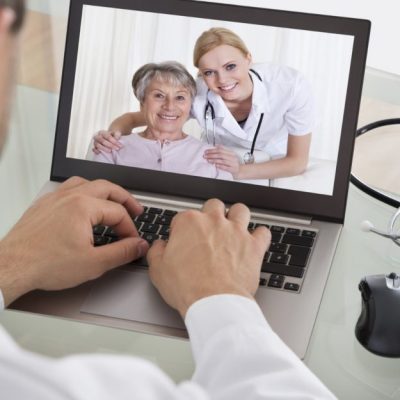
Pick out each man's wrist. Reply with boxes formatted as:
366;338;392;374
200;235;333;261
184;294;268;363
178;288;253;318
0;240;35;307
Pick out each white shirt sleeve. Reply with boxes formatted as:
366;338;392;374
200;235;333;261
0;294;336;399
186;295;336;399
285;72;314;136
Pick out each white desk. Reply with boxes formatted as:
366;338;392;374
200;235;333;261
1;1;400;398
305;187;400;399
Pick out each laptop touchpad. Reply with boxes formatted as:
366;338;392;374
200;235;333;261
81;269;185;329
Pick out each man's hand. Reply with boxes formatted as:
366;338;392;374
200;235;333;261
0;177;149;307
92;130;124;154
148;199;270;317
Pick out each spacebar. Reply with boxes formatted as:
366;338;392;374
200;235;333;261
261;262;304;278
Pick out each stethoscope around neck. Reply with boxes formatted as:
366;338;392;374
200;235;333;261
204;68;264;164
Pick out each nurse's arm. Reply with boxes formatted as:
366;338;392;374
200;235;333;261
109;111;147;133
92;111;146;154
237;133;311;180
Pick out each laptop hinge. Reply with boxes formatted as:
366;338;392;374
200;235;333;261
132;192;205;209
249;210;312;226
132;192;312;226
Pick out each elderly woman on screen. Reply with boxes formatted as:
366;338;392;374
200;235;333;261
93;61;232;181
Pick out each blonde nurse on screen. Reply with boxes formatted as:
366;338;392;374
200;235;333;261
93;28;314;181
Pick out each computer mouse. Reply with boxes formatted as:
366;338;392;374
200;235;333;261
355;272;400;357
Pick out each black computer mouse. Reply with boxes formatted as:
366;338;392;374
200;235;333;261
355;272;400;357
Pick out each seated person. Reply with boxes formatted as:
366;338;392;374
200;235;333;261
93;61;232;181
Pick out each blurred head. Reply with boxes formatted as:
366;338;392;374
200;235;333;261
132;62;196;141
193;27;253;103
0;0;25;155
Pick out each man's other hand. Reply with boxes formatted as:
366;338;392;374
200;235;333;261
148;199;271;317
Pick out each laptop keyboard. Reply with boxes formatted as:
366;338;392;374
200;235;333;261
93;206;317;294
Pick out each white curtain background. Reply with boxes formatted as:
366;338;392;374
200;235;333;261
67;5;353;161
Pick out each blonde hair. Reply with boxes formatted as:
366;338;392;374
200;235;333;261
193;27;250;68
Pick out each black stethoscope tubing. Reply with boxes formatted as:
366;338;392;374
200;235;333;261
350;118;400;208
351;118;400;246
204;69;264;163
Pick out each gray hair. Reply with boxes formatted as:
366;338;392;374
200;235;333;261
132;61;197;103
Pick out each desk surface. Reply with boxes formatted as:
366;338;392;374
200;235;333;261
1;1;400;398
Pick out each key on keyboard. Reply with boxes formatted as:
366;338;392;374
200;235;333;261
252;222;317;293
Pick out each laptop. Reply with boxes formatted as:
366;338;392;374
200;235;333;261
11;0;370;359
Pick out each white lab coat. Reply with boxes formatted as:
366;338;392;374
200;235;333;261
0;293;336;399
191;63;314;158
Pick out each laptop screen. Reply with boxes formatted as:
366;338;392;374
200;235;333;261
52;0;370;222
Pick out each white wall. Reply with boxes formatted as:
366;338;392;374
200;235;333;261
197;0;400;75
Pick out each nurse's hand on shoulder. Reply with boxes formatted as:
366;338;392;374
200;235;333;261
204;145;241;179
147;199;271;317
0;177;148;307
92;130;124;154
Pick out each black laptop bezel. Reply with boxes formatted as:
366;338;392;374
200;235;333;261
51;0;370;223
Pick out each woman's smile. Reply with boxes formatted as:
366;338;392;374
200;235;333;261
218;82;238;92
157;113;180;121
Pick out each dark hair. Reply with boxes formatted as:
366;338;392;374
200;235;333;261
0;0;25;33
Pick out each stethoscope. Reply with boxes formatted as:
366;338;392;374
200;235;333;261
204;69;264;164
361;208;400;247
354;119;400;248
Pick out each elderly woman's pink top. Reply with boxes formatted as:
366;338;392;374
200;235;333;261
93;132;232;181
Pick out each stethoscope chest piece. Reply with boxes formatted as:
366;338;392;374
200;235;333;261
243;152;255;164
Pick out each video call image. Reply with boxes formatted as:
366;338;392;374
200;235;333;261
66;5;354;195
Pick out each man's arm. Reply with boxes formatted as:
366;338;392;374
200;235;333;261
186;295;335;399
147;199;336;399
0;195;335;399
